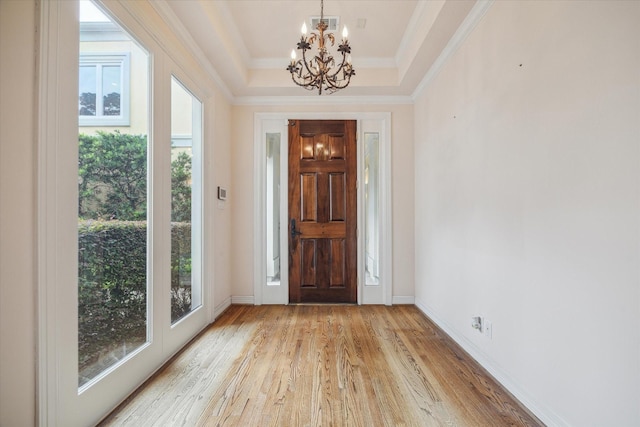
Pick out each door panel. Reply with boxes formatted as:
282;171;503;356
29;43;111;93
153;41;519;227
301;173;317;221
289;119;357;303
301;240;317;286
330;239;346;286
329;173;346;221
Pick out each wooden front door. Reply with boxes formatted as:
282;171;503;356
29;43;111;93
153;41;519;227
288;120;357;303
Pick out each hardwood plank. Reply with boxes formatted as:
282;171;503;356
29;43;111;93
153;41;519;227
100;305;543;427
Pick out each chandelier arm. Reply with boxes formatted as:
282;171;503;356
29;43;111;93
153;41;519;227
291;72;316;89
325;54;343;79
290;53;316;89
323;52;350;89
325;68;353;91
290;61;307;86
290;71;318;91
301;40;318;77
322;42;353;90
300;46;322;89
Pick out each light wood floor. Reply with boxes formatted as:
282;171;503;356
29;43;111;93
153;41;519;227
100;305;543;427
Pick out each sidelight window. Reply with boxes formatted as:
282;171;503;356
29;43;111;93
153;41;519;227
266;133;281;285
364;132;380;285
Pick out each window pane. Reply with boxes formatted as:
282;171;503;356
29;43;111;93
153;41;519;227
78;2;149;388
79;65;96;116
364;132;380;285
102;65;121;116
266;133;281;285
79;0;131;126
171;77;202;324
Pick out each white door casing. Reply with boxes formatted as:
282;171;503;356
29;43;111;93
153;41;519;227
253;112;392;305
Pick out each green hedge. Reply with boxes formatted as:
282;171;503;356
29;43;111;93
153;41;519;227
170;221;192;323
78;220;192;381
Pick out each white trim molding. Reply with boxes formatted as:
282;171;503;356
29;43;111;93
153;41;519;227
253;112;393;306
38;1;80;424
231;296;256;305
213;297;232;319
392;296;415;305
235;96;413;107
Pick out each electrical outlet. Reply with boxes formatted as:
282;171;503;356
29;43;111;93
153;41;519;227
471;316;482;331
482;318;492;339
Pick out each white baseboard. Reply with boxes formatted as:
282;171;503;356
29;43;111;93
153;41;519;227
231;295;255;305
392;296;415;305
414;298;569;427
213;297;232;320
229;295;415;306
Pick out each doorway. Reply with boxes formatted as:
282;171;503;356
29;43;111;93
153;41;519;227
254;113;392;306
288;120;357;303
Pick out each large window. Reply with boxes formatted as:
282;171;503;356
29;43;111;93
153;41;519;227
40;1;213;424
77;0;148;388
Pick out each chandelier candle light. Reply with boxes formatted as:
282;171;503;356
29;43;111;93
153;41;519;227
287;0;355;94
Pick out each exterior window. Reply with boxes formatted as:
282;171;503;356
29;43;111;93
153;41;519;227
78;1;148;388
170;77;203;324
79;53;130;126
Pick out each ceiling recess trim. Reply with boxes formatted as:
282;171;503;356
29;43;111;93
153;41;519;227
412;0;494;101
233;95;414;107
251;57;397;70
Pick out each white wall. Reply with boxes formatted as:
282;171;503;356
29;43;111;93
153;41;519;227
211;91;232;314
0;1;37;425
230;104;415;302
414;1;640;426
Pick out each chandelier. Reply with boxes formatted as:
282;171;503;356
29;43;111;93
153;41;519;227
286;0;355;95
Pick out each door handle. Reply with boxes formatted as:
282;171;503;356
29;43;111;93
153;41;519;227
290;219;302;238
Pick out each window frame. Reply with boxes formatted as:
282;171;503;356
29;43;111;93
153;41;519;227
169;75;204;325
39;1;215;424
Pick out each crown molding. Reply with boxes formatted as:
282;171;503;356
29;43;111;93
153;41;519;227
213;0;252;69
412;0;494;100
149;0;234;102
250;56;397;70
395;0;431;73
233;95;413;106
